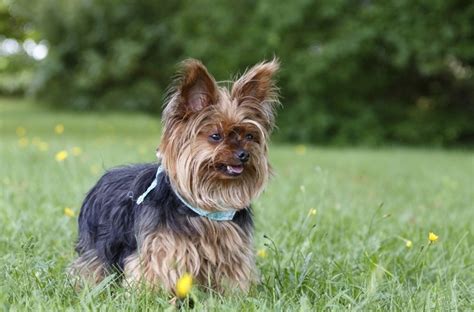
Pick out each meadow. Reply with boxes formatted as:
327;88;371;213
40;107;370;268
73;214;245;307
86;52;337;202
1;97;473;311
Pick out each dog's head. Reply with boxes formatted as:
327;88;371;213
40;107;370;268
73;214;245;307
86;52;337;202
160;59;280;211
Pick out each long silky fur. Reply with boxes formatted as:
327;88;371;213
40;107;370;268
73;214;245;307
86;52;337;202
160;59;280;211
70;164;254;291
70;58;279;294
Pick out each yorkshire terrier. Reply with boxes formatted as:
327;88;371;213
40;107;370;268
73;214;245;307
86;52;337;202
69;58;280;295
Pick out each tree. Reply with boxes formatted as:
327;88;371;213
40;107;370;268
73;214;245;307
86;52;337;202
20;0;474;145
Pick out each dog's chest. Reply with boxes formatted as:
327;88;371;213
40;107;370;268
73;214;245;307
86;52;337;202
126;217;255;290
191;219;251;262
186;219;255;288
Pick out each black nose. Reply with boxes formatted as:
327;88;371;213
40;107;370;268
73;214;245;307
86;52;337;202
235;149;250;163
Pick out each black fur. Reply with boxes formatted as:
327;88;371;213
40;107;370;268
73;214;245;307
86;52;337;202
76;163;253;271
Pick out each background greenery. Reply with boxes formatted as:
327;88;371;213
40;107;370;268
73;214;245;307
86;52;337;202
2;2;473;309
1;98;473;310
2;0;473;146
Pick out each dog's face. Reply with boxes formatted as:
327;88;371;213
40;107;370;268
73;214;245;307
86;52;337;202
160;59;279;211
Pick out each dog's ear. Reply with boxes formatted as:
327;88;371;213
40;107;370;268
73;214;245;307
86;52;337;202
175;59;218;113
232;58;280;130
231;58;279;106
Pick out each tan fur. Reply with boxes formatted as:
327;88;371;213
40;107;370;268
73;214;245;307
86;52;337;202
71;59;279;296
160;58;279;212
139;59;279;293
124;218;256;293
68;250;107;287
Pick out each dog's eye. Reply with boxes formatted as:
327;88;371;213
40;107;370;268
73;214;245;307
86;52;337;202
245;133;254;140
209;133;222;142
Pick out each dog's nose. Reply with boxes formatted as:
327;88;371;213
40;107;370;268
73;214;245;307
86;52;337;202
235;149;250;163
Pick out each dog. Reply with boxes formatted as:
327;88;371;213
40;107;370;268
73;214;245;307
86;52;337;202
69;58;280;295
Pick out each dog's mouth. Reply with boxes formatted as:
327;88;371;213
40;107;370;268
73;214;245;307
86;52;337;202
217;164;244;177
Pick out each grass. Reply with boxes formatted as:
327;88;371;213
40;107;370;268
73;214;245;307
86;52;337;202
1;97;473;311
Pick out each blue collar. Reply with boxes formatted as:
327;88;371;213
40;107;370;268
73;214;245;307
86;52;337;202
136;165;236;221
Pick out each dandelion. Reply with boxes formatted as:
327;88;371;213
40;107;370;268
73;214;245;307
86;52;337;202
257;248;267;258
31;138;49;152
405;240;413;248
38;142;49;152
308;208;317;216
54;124;64;135
64;207;75;217
55;150;68;162
90;164;100;175
176;273;193;298
18;137;29;147
71;146;82;156
16;127;27;137
295;144;306;155
428;232;439;243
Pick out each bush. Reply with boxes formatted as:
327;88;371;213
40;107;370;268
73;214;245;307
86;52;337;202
0;2;37;96
18;0;474;145
0;52;35;95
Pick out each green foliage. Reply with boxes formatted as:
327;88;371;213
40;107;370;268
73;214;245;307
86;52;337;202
0;52;35;95
1;99;473;310
0;0;33;40
18;0;474;145
273;0;474;146
0;1;35;95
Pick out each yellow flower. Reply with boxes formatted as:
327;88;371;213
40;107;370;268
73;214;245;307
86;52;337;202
429;232;439;243
38;142;49;152
176;273;193;298
257;248;267;258
18;137;29;147
54;124;64;135
308;208;317;216
90;164;100;175
405;240;413;248
295;144;306;155
16;127;27;137
55;150;68;162
71;146;82;156
64;207;75;217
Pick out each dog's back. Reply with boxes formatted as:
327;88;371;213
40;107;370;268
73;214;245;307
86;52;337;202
72;164;157;279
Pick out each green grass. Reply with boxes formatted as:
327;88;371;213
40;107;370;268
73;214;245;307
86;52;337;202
1;97;473;311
